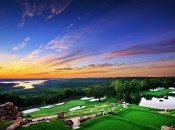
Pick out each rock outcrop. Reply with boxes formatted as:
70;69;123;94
57;112;64;119
0;102;22;121
161;125;175;130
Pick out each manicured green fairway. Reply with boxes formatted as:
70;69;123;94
166;109;175;117
143;89;173;96
18;104;175;130
26;98;116;118
79;115;157;130
82;120;143;130
20;97;175;130
16;118;70;130
29;100;86;118
128;104;160;111
116;109;175;128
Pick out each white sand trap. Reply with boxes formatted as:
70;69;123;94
150;87;164;91
169;87;175;89
22;108;40;114
73;126;80;129
170;91;175;94
55;102;64;106
89;97;106;102
69;106;86;111
81;97;93;100
41;105;54;109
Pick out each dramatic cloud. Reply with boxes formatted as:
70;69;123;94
23;49;41;61
25;72;49;75
43;48;84;64
0;52;19;60
45;33;81;52
19;0;72;26
47;53;101;67
12;37;30;51
103;38;175;59
55;63;115;72
55;57;174;77
55;67;74;71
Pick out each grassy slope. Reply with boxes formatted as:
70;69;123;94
80;105;175;130
79;115;157;130
28;100;86;118
16;118;70;130
0;121;13;130
116;109;175;129
27;98;116;118
143;89;174;96
18;103;175;130
128;104;156;111
166;110;175;117
128;104;162;111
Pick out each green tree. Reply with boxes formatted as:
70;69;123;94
129;79;140;92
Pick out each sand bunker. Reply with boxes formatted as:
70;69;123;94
55;102;64;106
81;97;94;100
69;106;86;111
150;87;164;91
89;97;106;102
22;108;40;114
41;105;54;109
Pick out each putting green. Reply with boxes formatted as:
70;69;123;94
80;115;157;130
81;119;143;130
117;109;175;128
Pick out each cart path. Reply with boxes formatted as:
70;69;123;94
31;114;94;129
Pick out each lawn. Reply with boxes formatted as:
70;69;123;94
0;120;13;130
28;100;86;118
142;89;173;96
79;114;157;130
17;104;175;130
128;104;161;111
116;109;175;128
16;118;70;130
25;98;117;118
20;97;175;130
166;109;175;117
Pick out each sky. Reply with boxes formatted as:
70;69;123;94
0;0;175;78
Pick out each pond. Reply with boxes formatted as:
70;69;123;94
139;96;175;109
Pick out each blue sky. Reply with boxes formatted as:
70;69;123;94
0;0;175;78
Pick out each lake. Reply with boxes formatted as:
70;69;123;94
139;96;175;109
0;80;47;89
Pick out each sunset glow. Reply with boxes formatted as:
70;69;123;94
0;0;175;78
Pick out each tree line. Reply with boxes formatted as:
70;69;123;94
0;77;174;109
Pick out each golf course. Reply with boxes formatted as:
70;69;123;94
15;87;175;130
1;78;175;130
